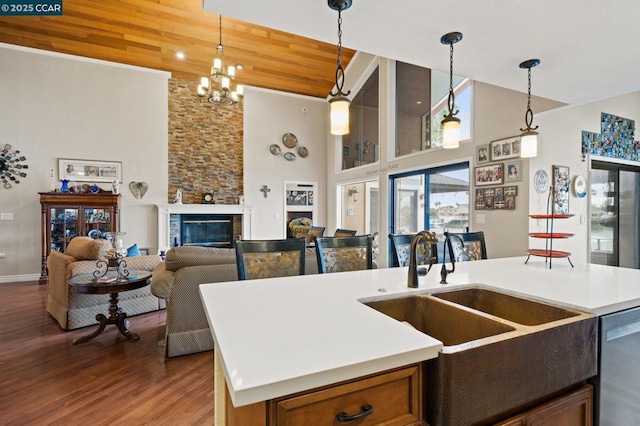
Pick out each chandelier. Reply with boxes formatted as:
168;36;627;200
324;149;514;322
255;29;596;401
197;15;244;107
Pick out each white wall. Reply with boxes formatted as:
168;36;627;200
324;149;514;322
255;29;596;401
327;53;565;266
530;91;640;264
243;87;328;239
0;44;169;282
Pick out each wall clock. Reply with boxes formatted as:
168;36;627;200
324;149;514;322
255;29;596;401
0;144;29;189
203;192;215;203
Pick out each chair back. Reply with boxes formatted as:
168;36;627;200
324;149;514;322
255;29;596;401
443;231;487;262
389;233;438;267
334;228;357;237
305;226;325;245
235;238;306;280
314;235;373;273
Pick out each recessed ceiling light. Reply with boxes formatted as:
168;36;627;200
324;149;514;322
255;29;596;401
416;101;422;104
176;51;185;60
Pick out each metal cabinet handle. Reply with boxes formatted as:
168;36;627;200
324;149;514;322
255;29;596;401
336;404;374;422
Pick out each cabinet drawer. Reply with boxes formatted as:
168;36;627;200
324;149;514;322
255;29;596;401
270;364;422;426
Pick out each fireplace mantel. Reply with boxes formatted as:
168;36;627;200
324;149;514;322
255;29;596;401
156;204;253;252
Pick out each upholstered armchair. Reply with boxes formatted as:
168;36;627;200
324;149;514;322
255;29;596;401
46;236;163;331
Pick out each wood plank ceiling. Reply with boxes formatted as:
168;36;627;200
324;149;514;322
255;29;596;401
0;0;355;99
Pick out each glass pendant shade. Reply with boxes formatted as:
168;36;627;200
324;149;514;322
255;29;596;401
441;116;461;149
213;58;222;72
520;130;538;158
330;97;350;136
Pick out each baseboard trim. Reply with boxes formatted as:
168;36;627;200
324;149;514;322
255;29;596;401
0;274;41;283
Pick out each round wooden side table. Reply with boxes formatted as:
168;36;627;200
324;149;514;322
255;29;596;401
68;270;152;344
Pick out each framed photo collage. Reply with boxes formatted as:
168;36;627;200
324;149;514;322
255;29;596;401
474;136;522;211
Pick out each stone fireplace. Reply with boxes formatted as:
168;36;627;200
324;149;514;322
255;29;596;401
156;204;253;253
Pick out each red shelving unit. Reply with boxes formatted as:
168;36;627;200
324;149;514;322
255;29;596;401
525;213;574;268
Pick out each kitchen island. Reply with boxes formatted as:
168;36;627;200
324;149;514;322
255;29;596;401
200;256;640;425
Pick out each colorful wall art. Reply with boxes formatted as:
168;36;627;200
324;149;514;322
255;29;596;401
581;113;639;161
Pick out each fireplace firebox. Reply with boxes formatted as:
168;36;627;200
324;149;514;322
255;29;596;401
179;214;234;248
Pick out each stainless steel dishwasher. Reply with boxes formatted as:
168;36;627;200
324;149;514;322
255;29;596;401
592;306;640;425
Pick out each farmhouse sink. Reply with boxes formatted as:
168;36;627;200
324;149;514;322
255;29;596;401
361;289;597;426
363;295;515;346
432;287;581;326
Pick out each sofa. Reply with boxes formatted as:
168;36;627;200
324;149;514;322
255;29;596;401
46;236;164;331
151;245;318;357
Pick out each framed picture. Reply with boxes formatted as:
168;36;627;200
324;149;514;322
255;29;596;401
552;165;570;214
504;185;518;196
505;195;516;210
476;144;489;164
474;163;504;186
505;160;522;182
342;146;351;158
58;158;122;183
286;190;308;206
490;136;521;161
483;188;495;210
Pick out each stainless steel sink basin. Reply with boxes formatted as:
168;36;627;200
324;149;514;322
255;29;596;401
432;287;581;326
363;295;515;346
361;288;597;426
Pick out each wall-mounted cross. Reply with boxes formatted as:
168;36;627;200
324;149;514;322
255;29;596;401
260;185;271;198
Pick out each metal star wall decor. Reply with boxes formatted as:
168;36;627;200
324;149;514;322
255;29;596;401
0;144;28;189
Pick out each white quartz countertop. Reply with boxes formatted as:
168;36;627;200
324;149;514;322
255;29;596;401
199;256;640;407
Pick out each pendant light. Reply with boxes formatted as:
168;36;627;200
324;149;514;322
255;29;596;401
328;0;352;136
519;59;540;158
440;32;463;149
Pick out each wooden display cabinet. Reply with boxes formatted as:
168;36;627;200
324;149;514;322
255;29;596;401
39;190;120;284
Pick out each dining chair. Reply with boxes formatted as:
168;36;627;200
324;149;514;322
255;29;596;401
235;238;306;280
314;235;373;273
305;226;326;245
443;231;488;262
333;228;357;237
389;232;438;267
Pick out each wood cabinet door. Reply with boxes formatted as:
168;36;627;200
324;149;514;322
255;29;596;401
526;385;592;426
496;385;592;426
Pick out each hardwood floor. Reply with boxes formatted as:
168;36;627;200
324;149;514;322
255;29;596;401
0;281;215;425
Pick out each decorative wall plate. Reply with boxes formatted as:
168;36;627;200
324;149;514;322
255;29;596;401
574;175;587;198
297;146;309;158
269;144;281;156
282;133;298;148
534;169;549;194
129;181;149;199
284;152;296;161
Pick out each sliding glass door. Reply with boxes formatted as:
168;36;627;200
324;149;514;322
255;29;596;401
389;162;470;241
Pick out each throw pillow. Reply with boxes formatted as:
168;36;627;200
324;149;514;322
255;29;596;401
127;243;141;257
66;236;111;260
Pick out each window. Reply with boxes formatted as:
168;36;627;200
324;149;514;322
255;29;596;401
390;162;470;240
341;67;379;170
395;61;471;157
